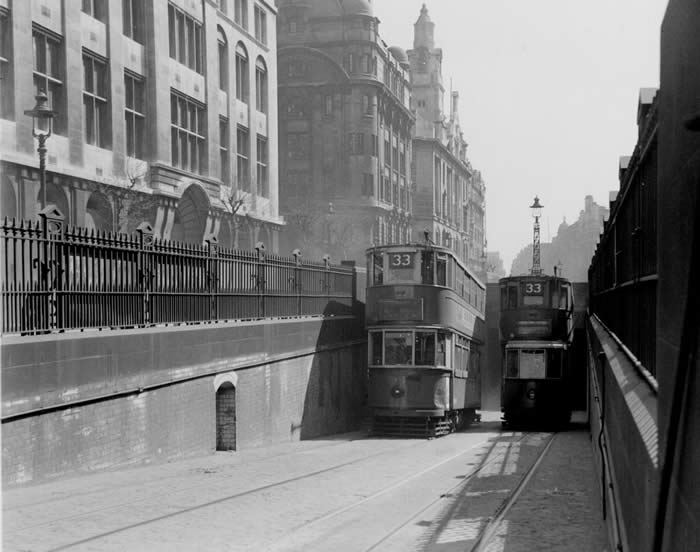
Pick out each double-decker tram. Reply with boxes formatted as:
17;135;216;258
499;275;574;427
365;243;486;437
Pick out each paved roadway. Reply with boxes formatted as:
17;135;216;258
2;412;608;551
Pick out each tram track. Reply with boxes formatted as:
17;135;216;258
359;431;557;552
13;437;427;550
264;430;554;552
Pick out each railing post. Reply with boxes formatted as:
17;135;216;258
136;222;154;325
322;254;331;313
292;248;302;316
255;241;266;318
205;232;219;321
38;206;64;331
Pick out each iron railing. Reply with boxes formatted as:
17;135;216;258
588;102;658;376
1;210;355;335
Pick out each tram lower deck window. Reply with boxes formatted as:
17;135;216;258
370;331;383;365
415;331;435;365
385;331;413;365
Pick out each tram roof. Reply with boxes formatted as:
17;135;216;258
365;242;485;289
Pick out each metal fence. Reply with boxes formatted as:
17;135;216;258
588;103;658;375
1;211;355;335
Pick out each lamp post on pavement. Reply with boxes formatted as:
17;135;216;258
530;196;543;275
24;91;57;211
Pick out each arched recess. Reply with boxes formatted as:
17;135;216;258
85;191;113;232
215;374;238;451
173;184;210;244
1;177;17;219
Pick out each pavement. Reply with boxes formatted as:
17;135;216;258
2;411;609;551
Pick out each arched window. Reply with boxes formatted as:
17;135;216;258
235;42;249;102
255;57;267;113
217;27;228;92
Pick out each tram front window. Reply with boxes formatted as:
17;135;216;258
370;331;383;365
385;331;413;365
546;348;563;378
506;350;519;377
371;252;384;285
415;331;436;365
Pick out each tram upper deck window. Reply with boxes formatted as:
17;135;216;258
436;254;448;286
503;285;518;309
370;331;383;365
370;252;383;285
415;331;436;365
421;251;434;284
385;331;413;365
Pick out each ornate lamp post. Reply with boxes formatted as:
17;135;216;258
529;196;543;275
24;90;57;210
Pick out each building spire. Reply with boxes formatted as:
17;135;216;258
413;3;434;49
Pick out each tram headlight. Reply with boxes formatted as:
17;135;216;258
390;385;405;399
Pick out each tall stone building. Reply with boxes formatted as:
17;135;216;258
0;0;281;250
276;0;414;262
407;4;486;278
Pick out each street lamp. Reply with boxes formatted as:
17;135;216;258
24;90;57;210
529;196;543;275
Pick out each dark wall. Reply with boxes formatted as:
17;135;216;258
2;317;367;487
657;1;700;550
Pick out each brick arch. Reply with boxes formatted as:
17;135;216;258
215;373;237;451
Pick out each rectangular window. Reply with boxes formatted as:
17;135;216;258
236;126;250;191
255;62;267;113
33;26;65;134
362;94;371;115
415;332;436;366
170;91;206;174
370;331;383;365
123;0;143;43
324;94;333;116
0;9;13;120
256;135;268;197
124;72;145;158
82;0;106;22
349;133;364;155
254;5;267;44
362;173;374;197
235;0;248;30
235;48;249;102
384;331;413;365
167;3;203;74
220;118;229;181
83;51;110;148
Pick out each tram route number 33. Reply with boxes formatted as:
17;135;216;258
390;253;414;268
523;282;543;295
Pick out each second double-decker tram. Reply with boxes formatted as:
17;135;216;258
365;243;486;437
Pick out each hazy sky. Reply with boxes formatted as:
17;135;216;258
372;0;667;272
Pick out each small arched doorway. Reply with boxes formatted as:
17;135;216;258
216;382;237;451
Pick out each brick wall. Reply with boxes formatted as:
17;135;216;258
2;340;366;487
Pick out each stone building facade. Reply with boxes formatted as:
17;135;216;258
276;0;414;262
407;4;486;279
0;0;281;250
